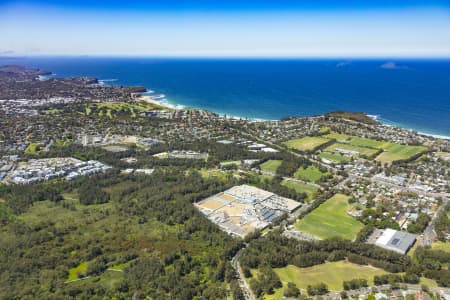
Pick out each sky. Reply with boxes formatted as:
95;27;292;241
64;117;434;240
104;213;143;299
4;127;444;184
1;0;450;57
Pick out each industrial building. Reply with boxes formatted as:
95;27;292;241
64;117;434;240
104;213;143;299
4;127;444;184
373;228;416;254
194;185;301;238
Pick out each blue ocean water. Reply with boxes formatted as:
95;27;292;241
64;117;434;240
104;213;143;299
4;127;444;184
1;57;449;137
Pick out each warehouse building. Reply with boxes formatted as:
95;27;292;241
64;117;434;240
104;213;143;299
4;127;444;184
374;228;416;254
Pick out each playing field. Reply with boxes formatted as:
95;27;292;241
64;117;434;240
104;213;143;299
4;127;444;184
260;160;282;173
324;132;351;143
375;143;428;164
274;261;388;291
319;152;350;163
281;180;318;202
283;137;330;152
295;194;363;240
294;165;328;183
324;143;379;158
348;137;388;149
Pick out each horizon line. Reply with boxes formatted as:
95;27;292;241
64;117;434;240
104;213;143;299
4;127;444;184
2;54;450;60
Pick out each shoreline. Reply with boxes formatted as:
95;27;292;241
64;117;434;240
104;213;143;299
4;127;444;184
135;88;450;140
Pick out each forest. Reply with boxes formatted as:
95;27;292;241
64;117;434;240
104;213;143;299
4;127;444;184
0;168;246;299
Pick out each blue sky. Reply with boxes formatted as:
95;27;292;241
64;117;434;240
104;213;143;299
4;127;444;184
1;0;450;57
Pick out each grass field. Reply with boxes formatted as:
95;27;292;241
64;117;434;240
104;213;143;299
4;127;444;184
376;143;428;164
348;137;388;149
295;194;363;240
86;102;163;119
260;160;282;173
324;132;351;143
274;261;388;291
281;180;318;202
431;241;450;253
25;142;44;155
294;165;328;183
283;137;330;152
68;262;88;281
220;160;241;167
324;143;380;158
319;152;350;163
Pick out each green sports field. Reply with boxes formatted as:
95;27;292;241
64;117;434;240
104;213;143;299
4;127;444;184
283;137;330;152
323;132;351;143
294;165;328;183
375;143;428;164
281;180;318;202
259;160;282;173
348;137;388;149
319;152;350;163
324;143;379;158
295;194;363;240
274;261;388;291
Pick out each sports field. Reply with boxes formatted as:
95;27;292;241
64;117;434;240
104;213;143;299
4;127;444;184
294;165;328;183
348;137;388;149
274;261;388;291
319;152;350;163
375;143;428;164
324;132;351;143
295;194;363;240
283;137;330;152
259;160;282;173
281;180;318;202
324;143;379;158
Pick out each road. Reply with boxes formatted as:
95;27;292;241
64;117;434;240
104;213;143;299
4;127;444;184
231;249;255;300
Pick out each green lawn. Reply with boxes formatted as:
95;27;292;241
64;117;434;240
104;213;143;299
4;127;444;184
348;137;388;149
431;242;450;253
25;142;44;155
281;180;318;202
324;143;380;158
68;262;89;281
324;132;351;143
376;143;428;164
283;137;330;152
220;160;241;167
253;261;438;299
87;102;164;119
260;160;282;173
319;152;350;163
274;261;388;292
295;194;363;240
294;165;328;183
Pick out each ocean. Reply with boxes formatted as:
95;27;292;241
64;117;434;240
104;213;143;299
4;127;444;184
1;56;449;137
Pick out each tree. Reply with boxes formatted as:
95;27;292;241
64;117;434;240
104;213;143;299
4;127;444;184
284;282;300;298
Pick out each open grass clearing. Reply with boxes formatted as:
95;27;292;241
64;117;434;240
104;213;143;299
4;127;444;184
25;142;44;155
295;194;363;240
294;165;328;183
68;262;88;281
274;261;388;291
283;137;330;152
376;143;428;164
281;180;318;202
324;143;379;158
431;241;450;253
319;152;350;163
348;137;388;149
259;160;282;173
199;169;229;182
323;132;351;142
220;160;241;167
